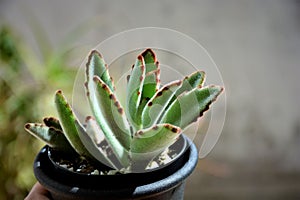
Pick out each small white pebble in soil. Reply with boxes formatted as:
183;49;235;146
171;153;178;159
158;154;172;165
146;161;159;169
91;170;99;175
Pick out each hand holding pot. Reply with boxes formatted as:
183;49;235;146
25;182;52;200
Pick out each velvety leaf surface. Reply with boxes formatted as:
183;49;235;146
175;71;205;96
141;68;160;99
141;80;182;128
160;85;223;129
166;71;206;110
130;123;181;153
86;50;114;91
93;76;131;166
141;49;160;100
54;90;93;158
126;55;146;129
24;123;73;152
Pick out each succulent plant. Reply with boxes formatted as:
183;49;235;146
25;49;223;172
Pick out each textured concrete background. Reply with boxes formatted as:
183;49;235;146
1;0;300;199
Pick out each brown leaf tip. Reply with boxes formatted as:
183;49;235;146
118;108;123;114
86;50;103;74
114;101;120;107
101;83;108;89
156;91;163;97
137;55;144;62
90;49;103;58
164;124;180;133
24;123;30;129
126;75;130;82
137;130;143;135
148;102;153;106
85;116;94;122
171;127;179;133
141;48;157;61
93;76;99;82
110;94;116;101
152;125;159;130
163;86;170;91
176;80;182;86
155;61;159;67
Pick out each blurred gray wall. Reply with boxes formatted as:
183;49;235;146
1;0;300;199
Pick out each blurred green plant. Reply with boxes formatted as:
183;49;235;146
0;26;78;199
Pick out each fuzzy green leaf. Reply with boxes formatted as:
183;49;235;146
54;90;93;159
130;123;181;154
136;69;160;125
142;67;160;100
166;71;206;110
24;123;73;152
85;51;115;135
129;123;181;171
92;76;131;166
126;55;146;129
176;71;205;96
86;50;114;91
141;80;182;128
160;85;223;129
135;50;160;126
140;49;160;100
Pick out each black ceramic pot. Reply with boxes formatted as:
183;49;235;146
33;135;198;200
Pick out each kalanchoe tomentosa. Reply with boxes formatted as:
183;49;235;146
25;49;223;172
